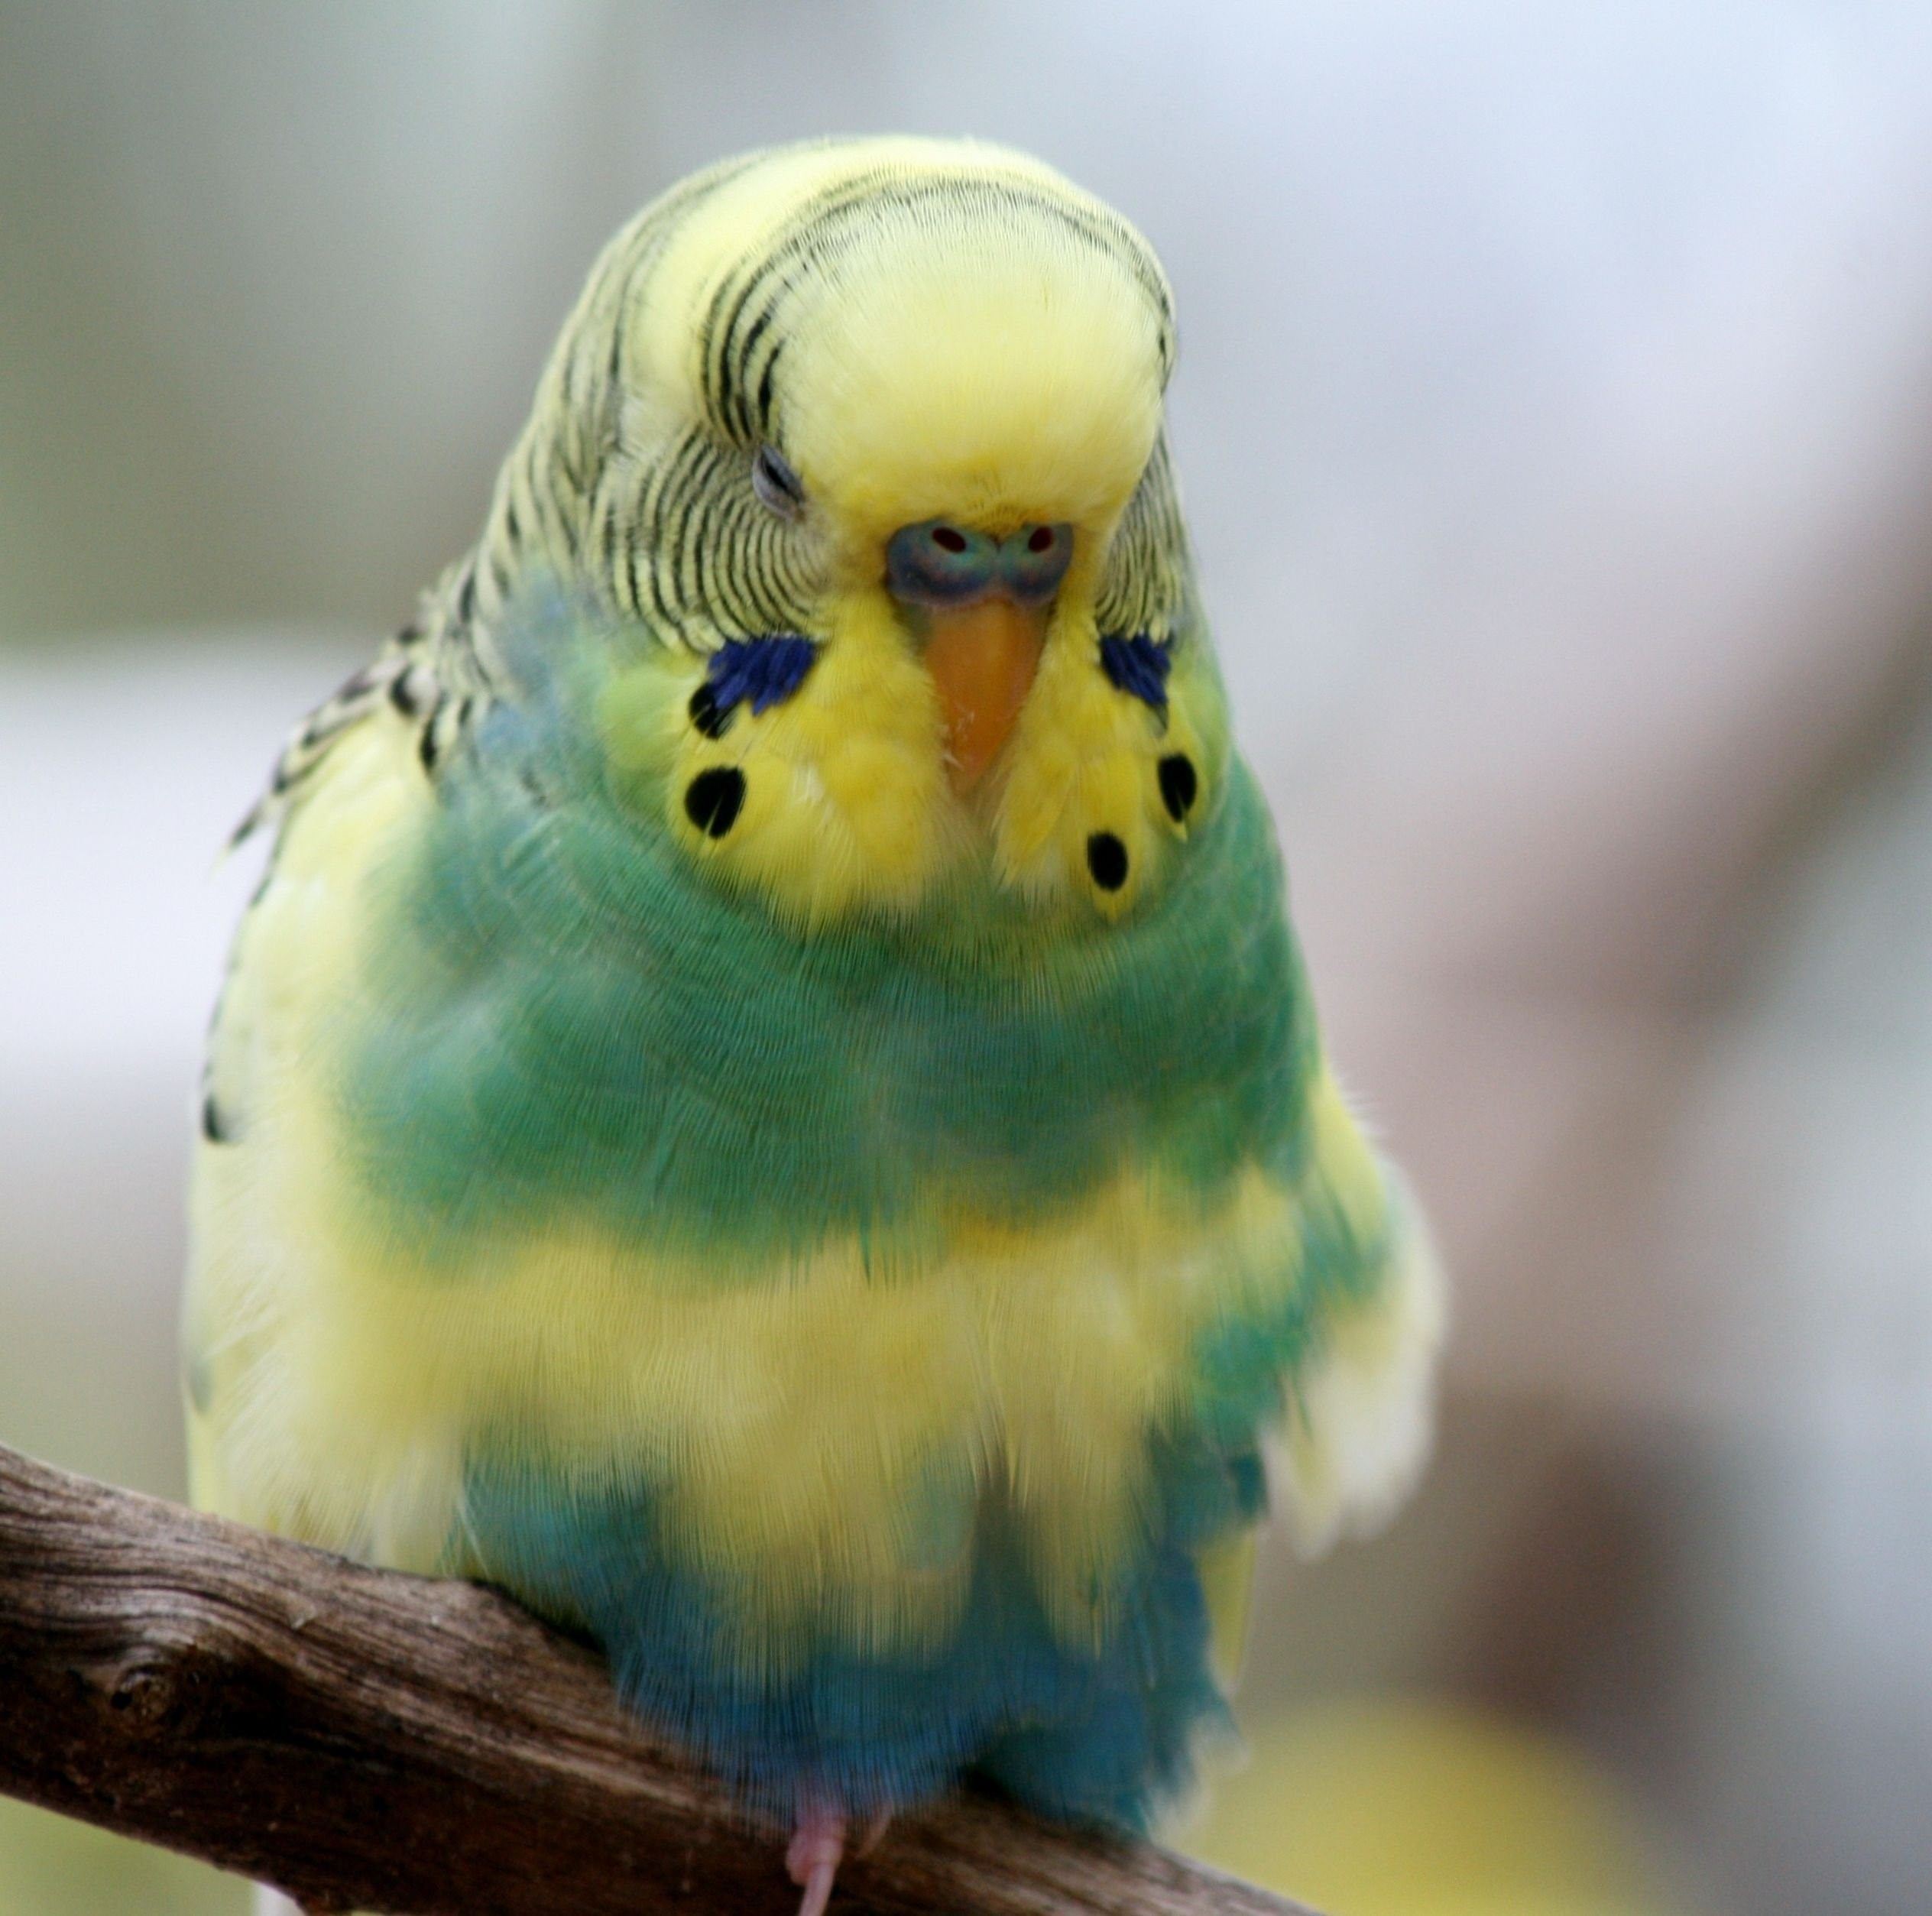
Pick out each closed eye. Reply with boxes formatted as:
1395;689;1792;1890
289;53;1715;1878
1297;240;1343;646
750;443;806;518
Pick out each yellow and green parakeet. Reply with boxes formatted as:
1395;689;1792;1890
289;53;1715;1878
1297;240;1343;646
183;138;1442;1913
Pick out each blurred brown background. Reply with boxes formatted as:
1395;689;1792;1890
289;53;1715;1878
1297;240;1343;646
5;5;1932;1913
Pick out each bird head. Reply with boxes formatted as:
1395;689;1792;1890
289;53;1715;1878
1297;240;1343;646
484;139;1214;922
755;175;1171;787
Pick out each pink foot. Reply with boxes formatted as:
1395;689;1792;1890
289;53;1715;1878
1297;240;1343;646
786;1804;846;1916
856;1808;893;1857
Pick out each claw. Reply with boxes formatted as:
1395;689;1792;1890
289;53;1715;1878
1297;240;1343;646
786;1804;846;1916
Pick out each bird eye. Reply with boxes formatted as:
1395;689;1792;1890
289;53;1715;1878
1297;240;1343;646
750;443;806;518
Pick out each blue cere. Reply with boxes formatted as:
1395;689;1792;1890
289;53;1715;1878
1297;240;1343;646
997;523;1075;605
884;519;1002;605
1099;634;1172;713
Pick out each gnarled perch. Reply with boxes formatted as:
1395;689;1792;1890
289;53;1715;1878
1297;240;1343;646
0;1443;1310;1915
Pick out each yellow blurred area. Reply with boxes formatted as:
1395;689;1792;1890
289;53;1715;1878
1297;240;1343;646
1188;1700;1684;1916
0;1801;244;1916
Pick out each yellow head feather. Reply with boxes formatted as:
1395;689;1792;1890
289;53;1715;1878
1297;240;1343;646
630;138;1173;552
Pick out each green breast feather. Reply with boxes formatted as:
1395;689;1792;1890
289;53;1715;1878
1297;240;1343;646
336;586;1320;1269
258;582;1403;1832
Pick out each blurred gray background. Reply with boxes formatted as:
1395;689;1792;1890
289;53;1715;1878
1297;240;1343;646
5;5;1932;1913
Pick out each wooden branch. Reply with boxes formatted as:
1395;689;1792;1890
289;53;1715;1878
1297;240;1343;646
0;1444;1309;1916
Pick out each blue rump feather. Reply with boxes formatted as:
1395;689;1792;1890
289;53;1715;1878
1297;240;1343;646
462;1421;1266;1831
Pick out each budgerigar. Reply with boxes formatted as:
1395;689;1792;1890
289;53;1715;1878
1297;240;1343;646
184;138;1442;1914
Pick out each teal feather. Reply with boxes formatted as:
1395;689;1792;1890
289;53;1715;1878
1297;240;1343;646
465;1420;1260;1830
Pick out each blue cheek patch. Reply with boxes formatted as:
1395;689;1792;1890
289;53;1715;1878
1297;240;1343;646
689;634;819;738
1099;634;1172;714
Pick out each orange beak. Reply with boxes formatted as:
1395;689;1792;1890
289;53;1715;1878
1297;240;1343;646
922;598;1047;790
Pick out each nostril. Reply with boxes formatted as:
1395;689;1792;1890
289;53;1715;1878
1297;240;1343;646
887;520;997;605
998;523;1074;604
